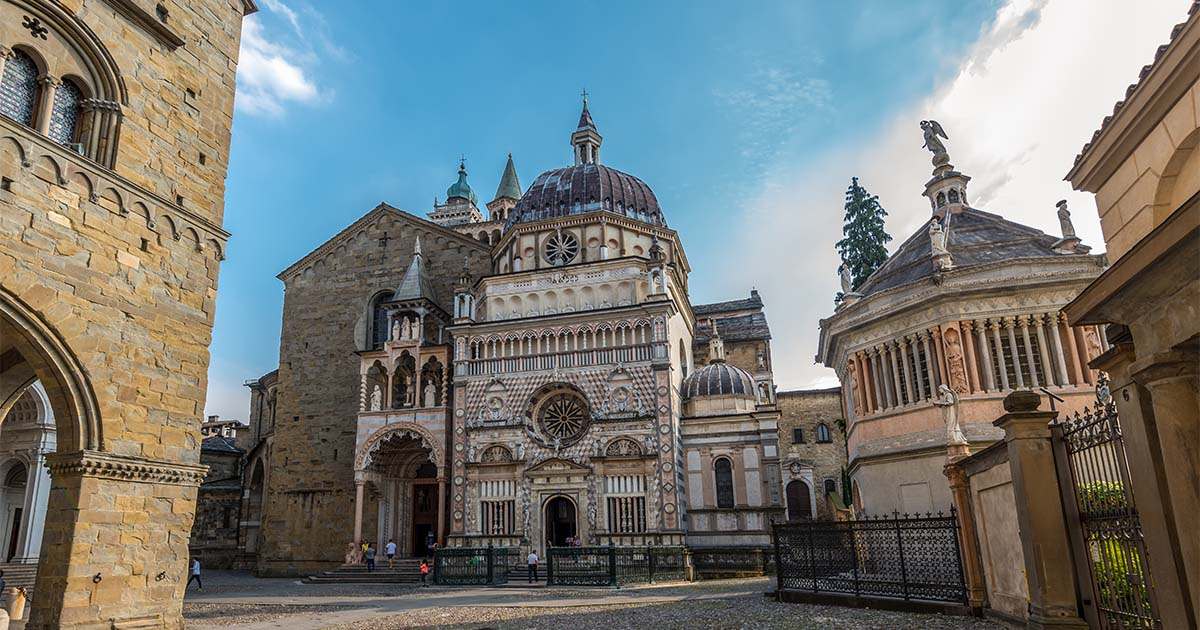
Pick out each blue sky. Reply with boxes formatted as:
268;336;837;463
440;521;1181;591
205;0;1190;418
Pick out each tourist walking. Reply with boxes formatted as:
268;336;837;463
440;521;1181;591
385;539;397;568
419;559;430;586
364;544;377;572
526;549;539;583
186;558;202;590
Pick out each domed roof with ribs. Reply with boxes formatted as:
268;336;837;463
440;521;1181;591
506;163;665;228
681;361;756;400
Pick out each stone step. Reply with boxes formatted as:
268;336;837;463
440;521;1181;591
0;562;38;591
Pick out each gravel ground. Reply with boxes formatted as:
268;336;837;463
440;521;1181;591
184;603;361;627
335;593;1004;630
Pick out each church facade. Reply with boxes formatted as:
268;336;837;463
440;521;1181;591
242;101;841;573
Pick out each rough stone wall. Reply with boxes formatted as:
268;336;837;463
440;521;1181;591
776;388;848;520
261;210;489;574
190;485;240;568
0;1;248;627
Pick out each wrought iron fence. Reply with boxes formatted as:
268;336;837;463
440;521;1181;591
433;546;517;585
773;511;966;605
690;546;775;577
547;545;687;586
1053;400;1160;629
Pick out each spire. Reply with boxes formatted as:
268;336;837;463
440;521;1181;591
571;91;603;165
707;319;726;363
393;236;438;303
493;153;522;201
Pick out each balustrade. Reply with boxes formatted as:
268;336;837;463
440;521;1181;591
462;343;654;376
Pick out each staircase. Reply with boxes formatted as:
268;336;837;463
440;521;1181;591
0;562;38;592
303;559;425;584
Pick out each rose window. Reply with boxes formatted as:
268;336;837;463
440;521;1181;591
543;231;580;266
537;391;590;443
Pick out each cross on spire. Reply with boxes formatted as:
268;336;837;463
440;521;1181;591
581;88;589;107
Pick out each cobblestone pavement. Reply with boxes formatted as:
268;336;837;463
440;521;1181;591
183;572;1008;630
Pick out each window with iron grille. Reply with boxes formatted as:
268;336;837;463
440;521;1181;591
481;500;515;535
0;50;39;126
48;78;83;146
605;475;646;533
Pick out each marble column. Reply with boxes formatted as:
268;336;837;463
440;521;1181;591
888;342;904;406
1033;314;1057;387
1048;313;1070;386
1004;317;1025;389
34;76;58;135
960;320;980;394
932;327;949;389
990;319;1010;391
1018;315;1040;388
909;335;926;399
14;452;49;563
871;348;886;409
1061;313;1086;386
867;350;881;412
921;332;938;393
899;338;916;404
353;479;366;555
975;319;994;392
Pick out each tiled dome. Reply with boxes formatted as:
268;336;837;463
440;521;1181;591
681;361;755;400
506;162;665;228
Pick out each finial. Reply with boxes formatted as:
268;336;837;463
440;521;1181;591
581;88;589;108
458;155;467;173
920;120;950;168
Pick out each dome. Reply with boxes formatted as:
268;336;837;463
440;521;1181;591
681;361;755;400
446;162;478;205
506;163;665;228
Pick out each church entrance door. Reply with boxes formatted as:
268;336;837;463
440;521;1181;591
786;480;812;521
411;478;437;557
544;496;576;548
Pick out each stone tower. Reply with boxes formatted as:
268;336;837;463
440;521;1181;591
0;0;254;627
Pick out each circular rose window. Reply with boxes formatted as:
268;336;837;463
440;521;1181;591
536;390;590;443
543;231;580;266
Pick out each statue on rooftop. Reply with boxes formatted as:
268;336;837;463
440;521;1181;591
1056;200;1076;239
839;263;853;295
920;120;950;166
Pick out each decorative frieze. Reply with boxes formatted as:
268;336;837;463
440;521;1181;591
44;450;208;486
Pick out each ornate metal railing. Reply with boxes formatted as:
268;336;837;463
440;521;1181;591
433;546;518;585
773;512;967;605
546;545;687;586
463;344;654;376
1053;400;1160;629
690;546;775;577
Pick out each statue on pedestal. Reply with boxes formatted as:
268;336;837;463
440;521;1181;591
934;384;968;447
369;385;382;411
1056;200;1076;240
920;120;950;166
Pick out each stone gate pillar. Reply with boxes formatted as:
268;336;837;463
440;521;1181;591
31;451;206;630
994;391;1087;629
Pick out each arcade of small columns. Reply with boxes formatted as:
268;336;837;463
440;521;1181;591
849;312;1106;416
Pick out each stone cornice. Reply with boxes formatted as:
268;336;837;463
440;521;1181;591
45;450;208;486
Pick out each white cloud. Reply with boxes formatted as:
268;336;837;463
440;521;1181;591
722;0;1191;391
236;11;323;117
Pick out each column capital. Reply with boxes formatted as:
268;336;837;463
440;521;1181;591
1016;314;1030;329
37;74;60;88
960;320;974;333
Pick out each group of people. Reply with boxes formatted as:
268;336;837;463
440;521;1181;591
359;539;432;586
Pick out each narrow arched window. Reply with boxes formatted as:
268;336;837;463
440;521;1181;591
369;292;392;349
714;458;735;508
0;50;40;126
816;423;832;443
49;78;83;147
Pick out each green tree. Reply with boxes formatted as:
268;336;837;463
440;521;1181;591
835;177;891;292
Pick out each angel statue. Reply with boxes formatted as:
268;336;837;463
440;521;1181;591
933;384;968;447
838;263;853;295
920;120;950;166
929;218;949;258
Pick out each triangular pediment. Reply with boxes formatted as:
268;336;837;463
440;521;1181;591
525;457;591;475
277;203;489;281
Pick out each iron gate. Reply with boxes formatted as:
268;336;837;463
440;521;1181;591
1053;399;1160;628
773;511;967;605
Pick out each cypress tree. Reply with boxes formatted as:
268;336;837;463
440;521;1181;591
835;177;891;292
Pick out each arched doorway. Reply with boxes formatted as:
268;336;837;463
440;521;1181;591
355;426;444;558
786;480;812;521
544;496;577;548
244;458;265;554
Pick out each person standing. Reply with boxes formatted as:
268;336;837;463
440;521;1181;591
385;539;397;568
526;549;539;583
186;558;202;590
419;559;430;586
365;544;377;572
